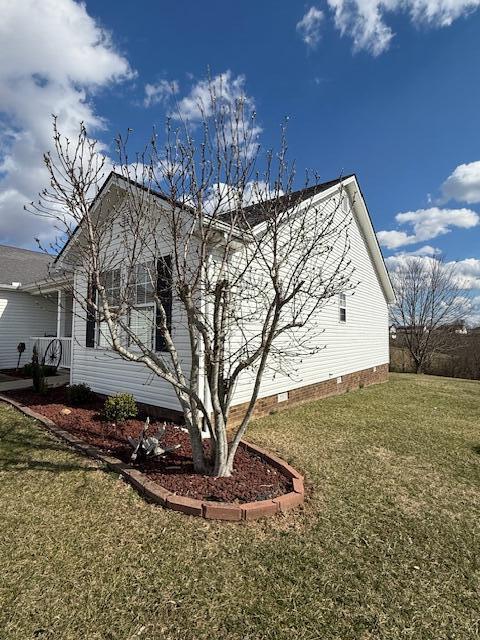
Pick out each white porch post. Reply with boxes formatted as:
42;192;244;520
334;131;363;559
56;290;62;338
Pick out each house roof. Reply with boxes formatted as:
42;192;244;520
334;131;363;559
226;176;354;228
0;244;53;286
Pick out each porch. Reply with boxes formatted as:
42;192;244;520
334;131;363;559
29;289;73;370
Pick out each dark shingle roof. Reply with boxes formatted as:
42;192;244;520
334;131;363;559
224;175;354;228
0;244;53;285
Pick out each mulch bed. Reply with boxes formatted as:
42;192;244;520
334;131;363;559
4;386;291;503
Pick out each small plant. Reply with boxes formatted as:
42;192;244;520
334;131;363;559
103;393;138;423
359;382;365;389
128;417;180;463
23;362;57;377
31;346;47;394
66;383;94;406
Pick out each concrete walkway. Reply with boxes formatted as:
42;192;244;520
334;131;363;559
0;371;69;393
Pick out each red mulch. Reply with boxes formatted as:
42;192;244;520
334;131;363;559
4;386;291;503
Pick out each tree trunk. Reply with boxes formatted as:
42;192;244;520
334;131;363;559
212;412;231;477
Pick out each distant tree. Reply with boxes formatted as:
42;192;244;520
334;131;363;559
390;257;469;374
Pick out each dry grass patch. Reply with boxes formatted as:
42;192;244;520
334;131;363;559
1;373;479;639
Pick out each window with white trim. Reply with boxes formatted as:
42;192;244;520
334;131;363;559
128;262;155;349
97;269;121;347
94;259;172;351
339;292;347;323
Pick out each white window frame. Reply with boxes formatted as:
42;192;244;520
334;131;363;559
97;268;121;348
127;262;156;350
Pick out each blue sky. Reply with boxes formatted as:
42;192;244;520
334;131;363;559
1;0;480;311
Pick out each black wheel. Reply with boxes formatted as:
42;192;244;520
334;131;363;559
42;338;62;371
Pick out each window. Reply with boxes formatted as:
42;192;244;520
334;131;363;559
155;255;172;352
128;262;155;349
339;293;347;323
91;259;172;352
97;269;121;348
100;269;121;306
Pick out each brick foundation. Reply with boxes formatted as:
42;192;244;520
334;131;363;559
95;363;388;426
228;363;389;426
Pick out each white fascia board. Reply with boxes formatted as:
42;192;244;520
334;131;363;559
345;177;395;304
20;277;71;295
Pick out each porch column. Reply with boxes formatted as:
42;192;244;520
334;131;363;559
56;290;62;338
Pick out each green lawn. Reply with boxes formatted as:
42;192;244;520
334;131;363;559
1;373;479;640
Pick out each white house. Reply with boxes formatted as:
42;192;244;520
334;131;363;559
50;172;394;422
0;245;72;370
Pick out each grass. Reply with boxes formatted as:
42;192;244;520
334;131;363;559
1;373;479;640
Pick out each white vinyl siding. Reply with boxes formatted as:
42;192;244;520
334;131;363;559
228;189;389;406
70;210;190;412
71;271;190;412
0;290;57;368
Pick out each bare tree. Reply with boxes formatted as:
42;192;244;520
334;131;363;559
389;256;469;374
30;80;355;477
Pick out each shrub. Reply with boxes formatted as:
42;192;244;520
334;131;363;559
103;393;138;423
23;362;57;377
66;383;94;406
23;362;34;377
31;346;47;394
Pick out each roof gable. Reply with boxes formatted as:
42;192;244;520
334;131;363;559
54;171;394;304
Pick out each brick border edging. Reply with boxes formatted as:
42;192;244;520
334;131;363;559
0;394;304;521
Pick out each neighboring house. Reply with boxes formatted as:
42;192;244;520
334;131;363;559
54;172;394;421
0;244;72;370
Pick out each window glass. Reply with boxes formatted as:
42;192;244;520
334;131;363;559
98;321;113;348
129;306;155;349
339;293;347;323
130;262;155;305
99;269;121;306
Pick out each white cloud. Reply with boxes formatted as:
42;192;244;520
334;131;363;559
144;79;179;107
172;71;256;124
399;245;442;256
377;230;417;249
441;160;480;204
171;71;262;159
377;207;479;249
409;245;441;256
203;180;284;214
0;0;133;247
450;258;480;289
296;7;324;49
326;0;480;55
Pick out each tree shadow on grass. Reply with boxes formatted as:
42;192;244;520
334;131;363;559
0;427;100;474
0;429;69;454
0;456;99;474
